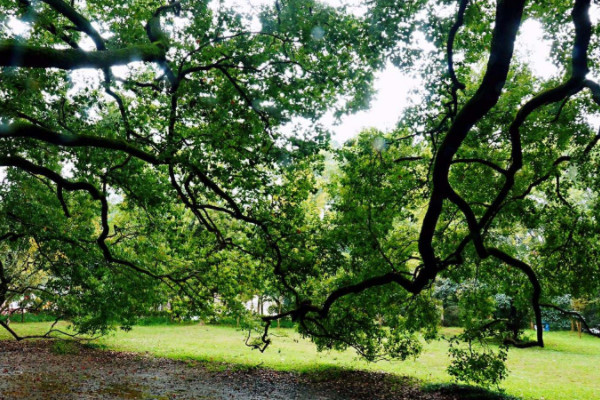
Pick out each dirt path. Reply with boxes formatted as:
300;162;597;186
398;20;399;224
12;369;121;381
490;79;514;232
0;341;468;399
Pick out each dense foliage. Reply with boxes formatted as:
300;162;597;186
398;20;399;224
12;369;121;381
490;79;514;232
1;0;600;386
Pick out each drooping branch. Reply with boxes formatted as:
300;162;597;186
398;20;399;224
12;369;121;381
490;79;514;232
244;0;600;356
0;122;269;243
450;158;507;175
488;247;543;347
0;122;162;165
0;156;171;283
540;303;600;338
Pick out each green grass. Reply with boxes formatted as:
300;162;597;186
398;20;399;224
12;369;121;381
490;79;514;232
1;323;598;400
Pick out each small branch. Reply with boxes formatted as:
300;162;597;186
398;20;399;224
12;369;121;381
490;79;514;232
451;158;507;175
394;156;423;163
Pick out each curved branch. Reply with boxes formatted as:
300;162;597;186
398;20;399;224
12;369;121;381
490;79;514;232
446;0;469;117
451;158;507;175
488;247;543;347
145;2;179;84
480;0;590;229
0;156;170;284
443;0;593;267
17;0;80;49
540;303;600;338
447;0;468;92
419;0;526;270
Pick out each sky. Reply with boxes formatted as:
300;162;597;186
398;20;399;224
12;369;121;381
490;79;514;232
323;18;558;143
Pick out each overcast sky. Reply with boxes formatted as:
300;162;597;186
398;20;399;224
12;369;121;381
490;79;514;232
324;18;560;143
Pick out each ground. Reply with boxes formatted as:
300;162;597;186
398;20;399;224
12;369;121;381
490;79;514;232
0;340;498;400
1;323;599;399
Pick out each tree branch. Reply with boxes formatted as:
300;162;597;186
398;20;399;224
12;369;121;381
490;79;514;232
0;42;165;69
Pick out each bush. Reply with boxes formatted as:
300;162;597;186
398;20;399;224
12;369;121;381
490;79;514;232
133;311;201;326
541;295;573;330
442;305;461;327
21;312;58;323
135;314;175;326
0;312;57;323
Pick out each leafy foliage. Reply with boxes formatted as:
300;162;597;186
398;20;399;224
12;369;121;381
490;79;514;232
1;0;600;389
447;330;509;388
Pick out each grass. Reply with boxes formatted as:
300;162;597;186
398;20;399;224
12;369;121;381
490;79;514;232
50;340;81;355
1;322;598;400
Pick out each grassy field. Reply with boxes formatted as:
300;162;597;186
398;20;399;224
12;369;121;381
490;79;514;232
1;323;598;400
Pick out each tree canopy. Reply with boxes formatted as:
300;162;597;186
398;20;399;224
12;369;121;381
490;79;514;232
1;0;600;386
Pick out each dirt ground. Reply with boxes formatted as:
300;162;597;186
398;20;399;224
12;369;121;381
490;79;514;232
0;341;468;400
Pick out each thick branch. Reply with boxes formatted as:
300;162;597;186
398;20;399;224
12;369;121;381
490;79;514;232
540;303;600;338
0;122;162;165
0;42;165;69
41;0;106;50
419;0;526;269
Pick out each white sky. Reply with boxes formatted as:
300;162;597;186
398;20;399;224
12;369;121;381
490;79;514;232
323;18;559;143
320;65;420;143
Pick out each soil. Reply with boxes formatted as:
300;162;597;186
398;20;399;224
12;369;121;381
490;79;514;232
0;341;467;400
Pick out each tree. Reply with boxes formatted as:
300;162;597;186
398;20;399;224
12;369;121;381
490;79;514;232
0;0;393;337
1;0;600;386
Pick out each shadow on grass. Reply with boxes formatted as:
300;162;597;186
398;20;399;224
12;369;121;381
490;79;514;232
423;383;521;400
301;365;522;400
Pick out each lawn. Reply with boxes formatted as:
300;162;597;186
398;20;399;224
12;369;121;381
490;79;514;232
1;323;598;400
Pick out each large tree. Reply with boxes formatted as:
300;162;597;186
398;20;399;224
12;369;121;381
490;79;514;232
0;0;391;332
1;0;600;385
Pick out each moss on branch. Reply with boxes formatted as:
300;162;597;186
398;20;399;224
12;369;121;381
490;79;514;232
0;42;165;69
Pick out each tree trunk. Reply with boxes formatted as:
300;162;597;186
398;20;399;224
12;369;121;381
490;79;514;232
277;300;282;328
